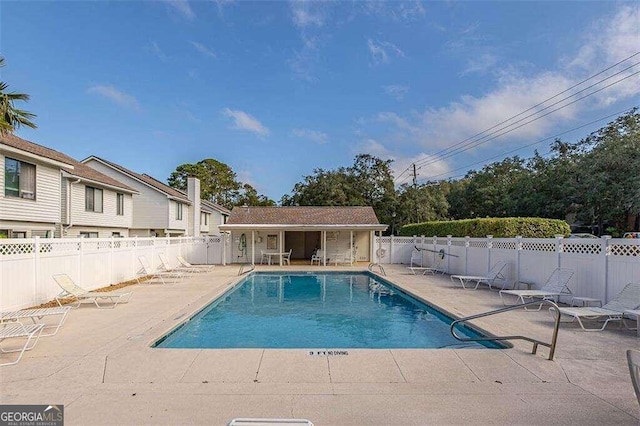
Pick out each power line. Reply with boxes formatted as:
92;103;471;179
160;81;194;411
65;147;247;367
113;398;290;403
417;105;637;182
395;51;640;181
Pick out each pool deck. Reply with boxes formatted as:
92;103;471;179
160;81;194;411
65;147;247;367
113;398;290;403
1;265;638;425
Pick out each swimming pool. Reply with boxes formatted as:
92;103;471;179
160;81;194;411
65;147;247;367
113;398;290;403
155;272;501;349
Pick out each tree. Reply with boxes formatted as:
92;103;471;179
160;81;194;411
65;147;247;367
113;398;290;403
168;158;274;208
575;109;640;232
0;57;37;133
397;182;449;225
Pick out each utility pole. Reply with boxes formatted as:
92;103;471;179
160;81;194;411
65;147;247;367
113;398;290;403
412;163;417;188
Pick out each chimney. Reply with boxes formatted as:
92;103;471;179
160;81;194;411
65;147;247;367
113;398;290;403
187;177;201;237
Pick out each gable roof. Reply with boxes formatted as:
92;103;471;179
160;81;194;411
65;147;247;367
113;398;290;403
1;133;137;193
225;206;384;227
201;199;231;216
83;156;190;202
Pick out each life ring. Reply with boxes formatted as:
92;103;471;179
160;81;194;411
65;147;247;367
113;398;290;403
376;248;387;258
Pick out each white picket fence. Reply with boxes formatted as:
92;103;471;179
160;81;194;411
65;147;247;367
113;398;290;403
375;235;640;304
0;236;223;311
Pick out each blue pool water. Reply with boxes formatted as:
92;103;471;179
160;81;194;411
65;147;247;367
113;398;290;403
155;272;500;349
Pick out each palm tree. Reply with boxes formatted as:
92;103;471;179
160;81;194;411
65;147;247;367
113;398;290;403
0;57;37;133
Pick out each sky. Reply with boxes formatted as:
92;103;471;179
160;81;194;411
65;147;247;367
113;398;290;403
1;1;639;202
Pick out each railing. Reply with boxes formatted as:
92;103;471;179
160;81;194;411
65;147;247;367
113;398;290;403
238;263;255;276
450;300;562;360
368;263;386;276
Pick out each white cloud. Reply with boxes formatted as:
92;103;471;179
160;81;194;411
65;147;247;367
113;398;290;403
382;84;409;100
162;0;195;20
368;4;640;161
367;39;405;65
355;139;450;184
190;41;217;59
290;1;325;28
222;108;270;137
461;53;498;76
360;1;426;22
292;128;328;144
289;34;321;82
87;85;140;111
149;41;168;62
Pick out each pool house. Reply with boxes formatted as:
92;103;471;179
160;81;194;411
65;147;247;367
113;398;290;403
218;206;388;265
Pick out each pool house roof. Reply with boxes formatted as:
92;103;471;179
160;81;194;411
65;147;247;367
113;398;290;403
219;206;387;232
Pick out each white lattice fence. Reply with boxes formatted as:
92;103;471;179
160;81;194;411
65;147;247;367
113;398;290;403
0;236;220;311
375;235;640;303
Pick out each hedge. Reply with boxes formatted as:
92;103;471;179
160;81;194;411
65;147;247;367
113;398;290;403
399;217;571;238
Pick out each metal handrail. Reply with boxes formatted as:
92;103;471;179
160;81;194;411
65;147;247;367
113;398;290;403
368;263;386;276
238;263;255;276
450;300;562;360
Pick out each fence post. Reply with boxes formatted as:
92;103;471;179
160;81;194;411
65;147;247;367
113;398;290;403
33;236;40;303
516;235;522;285
555;235;564;269
390;235;395;264
447;235;452;273
602;236;611;303
151;237;156;269
110;236;114;285
78;237;84;284
486;235;493;273
464;236;470;274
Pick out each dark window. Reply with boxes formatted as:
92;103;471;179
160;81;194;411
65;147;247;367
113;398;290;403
176;202;183;220
85;186;103;212
4;157;36;199
79;232;99;238
116;193;124;215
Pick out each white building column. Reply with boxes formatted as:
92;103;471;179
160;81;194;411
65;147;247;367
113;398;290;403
251;230;255;265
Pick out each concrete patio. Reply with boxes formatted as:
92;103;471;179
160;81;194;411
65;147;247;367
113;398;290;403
1;265;638;425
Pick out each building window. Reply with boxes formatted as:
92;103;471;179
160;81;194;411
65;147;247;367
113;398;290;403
267;234;278;250
112;232;122;237
116;193;124;216
85;186;103;212
201;213;208;225
79;232;99;238
4;157;36;199
176;202;183;220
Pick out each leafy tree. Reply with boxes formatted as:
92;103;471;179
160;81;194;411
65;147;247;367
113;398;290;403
397;182;449;225
168;158;274;208
0;57;37;133
575;109;640;231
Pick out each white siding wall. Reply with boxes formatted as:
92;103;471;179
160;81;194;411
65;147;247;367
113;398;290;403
168;200;187;232
83;159;170;229
64;227;130;238
69;183;133;229
0;153;61;224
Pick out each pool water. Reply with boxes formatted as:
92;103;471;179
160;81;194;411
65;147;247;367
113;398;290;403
155;272;500;349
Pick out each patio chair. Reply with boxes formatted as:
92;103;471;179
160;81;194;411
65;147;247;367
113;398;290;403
410;249;423;267
158;253;190;277
53;274;133;308
0;306;71;337
550;282;640;331
282;249;292;266
310;249;323;265
138;256;181;284
628;349;640;407
499;268;574;310
450;261;509;290
176;255;214;272
259;250;269;265
0;323;44;367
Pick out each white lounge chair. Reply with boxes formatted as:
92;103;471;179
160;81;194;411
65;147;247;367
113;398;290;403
628;349;640;406
0;306;71;337
176;255;214;272
228;418;314;426
138;256;182;284
159;253;190;277
551;282;640;331
409;249;423;267
409;255;446;275
0;323;44;366
499;268;574;310
450;261;508;290
53;274;133;308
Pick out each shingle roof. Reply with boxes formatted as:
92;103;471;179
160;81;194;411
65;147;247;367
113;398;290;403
84;156;189;202
226;206;381;225
1;133;136;192
202;200;231;215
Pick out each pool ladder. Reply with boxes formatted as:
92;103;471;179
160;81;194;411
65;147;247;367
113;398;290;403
450;300;562;360
238;263;255;276
368;263;386;276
